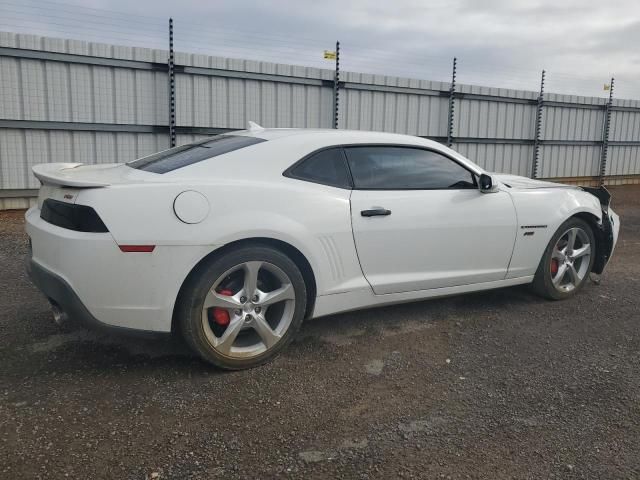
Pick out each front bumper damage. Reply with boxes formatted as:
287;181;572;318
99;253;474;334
582;186;619;275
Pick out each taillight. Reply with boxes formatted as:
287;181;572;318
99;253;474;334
40;199;108;233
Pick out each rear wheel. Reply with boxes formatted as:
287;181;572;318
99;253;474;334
532;217;595;300
178;245;307;369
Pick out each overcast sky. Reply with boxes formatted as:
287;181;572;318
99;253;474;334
2;0;639;98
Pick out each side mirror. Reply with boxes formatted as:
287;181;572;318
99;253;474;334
479;173;494;193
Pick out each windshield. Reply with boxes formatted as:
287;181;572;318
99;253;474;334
127;135;266;174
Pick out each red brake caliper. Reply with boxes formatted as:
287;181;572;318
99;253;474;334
210;289;233;327
550;257;559;275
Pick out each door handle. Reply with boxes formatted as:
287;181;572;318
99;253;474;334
361;208;391;217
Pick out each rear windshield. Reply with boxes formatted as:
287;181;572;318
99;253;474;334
127;135;266;174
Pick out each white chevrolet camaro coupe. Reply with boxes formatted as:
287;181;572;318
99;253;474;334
26;124;620;369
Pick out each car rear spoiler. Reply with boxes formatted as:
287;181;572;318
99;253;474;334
32;163;110;188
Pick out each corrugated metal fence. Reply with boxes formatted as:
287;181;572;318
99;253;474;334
1;31;639;209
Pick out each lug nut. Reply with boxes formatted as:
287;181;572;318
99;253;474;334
245;314;253;321
252;295;259;302
240;296;247;303
234;309;242;316
254;306;262;314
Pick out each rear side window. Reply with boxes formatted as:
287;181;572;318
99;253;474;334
127;135;266;174
344;146;476;190
286;148;352;189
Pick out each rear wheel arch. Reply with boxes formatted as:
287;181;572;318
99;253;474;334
172;237;317;333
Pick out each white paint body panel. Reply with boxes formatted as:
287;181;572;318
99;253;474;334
25;208;213;332
502;186;604;279
25;128;619;333
173;190;210;224
350;189;517;294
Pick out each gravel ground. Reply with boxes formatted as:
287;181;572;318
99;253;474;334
1;186;639;480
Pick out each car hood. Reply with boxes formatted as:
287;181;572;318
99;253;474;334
492;174;579;190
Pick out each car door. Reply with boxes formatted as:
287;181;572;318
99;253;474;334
347;145;517;295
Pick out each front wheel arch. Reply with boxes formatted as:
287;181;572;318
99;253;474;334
532;216;597;299
572;212;605;273
172;237;317;334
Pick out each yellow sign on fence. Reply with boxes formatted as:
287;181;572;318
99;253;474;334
324;50;337;60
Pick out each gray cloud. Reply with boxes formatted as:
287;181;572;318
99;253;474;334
3;0;639;98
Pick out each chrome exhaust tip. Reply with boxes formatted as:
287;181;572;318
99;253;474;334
50;302;69;326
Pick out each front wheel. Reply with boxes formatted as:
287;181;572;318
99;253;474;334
178;245;307;369
532;217;595;300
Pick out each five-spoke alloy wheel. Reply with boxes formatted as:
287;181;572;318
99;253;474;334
549;227;592;293
201;261;296;358
533;217;596;300
178;245;307;369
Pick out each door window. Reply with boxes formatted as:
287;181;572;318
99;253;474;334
345;146;476;190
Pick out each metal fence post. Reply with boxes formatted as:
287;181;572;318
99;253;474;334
446;57;457;147
531;69;546;178
168;18;176;147
599;77;614;185
333;41;340;129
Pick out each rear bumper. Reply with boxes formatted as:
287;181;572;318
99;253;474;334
26;255;163;336
25;206;214;334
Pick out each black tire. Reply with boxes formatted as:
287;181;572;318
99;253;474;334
532;217;596;300
177;245;307;370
